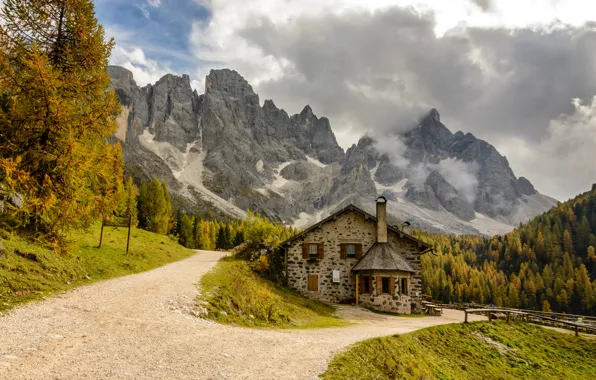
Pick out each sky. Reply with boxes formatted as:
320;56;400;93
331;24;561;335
93;0;596;201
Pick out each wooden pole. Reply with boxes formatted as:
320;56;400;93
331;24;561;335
98;219;105;248
488;311;492;322
575;325;578;337
355;273;359;306
465;310;468;323
126;214;132;255
507;312;510;323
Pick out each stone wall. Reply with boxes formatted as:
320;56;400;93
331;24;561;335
285;209;425;312
357;271;413;314
286;210;377;303
387;234;424;313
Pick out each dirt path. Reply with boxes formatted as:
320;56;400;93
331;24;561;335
0;250;484;379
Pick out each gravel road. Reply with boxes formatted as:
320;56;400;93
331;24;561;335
0;250;484;379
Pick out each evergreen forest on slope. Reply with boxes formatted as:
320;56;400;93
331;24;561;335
419;185;596;315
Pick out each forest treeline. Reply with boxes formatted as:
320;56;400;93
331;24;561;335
417;185;596;316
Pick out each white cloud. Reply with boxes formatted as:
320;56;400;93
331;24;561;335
135;3;150;19
148;0;161;7
110;46;172;86
497;97;596;200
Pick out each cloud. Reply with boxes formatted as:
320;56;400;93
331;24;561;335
147;0;161;7
110;46;172;86
471;0;492;12
195;5;595;199
499;97;596;200
135;3;150;19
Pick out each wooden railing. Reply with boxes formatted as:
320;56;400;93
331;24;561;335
432;301;596;326
464;308;596;337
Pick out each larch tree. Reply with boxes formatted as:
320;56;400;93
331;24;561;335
0;0;123;246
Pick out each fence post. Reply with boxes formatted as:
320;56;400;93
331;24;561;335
507;312;510;323
575;325;578;337
465;311;468;323
126;214;132;255
98;219;105;248
488;311;492;322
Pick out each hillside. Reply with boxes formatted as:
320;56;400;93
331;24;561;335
108;67;556;235
322;322;596;380
0;225;196;312
419;185;596;315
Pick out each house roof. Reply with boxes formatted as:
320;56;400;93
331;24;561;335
351;242;416;272
280;203;432;251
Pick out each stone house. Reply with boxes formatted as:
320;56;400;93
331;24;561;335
280;197;432;314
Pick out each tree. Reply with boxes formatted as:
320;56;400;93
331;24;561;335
137;178;172;234
178;215;194;248
117;177;138;227
193;217;204;249
0;0;123;245
542;300;552;312
216;226;226;250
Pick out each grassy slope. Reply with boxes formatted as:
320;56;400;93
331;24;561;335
0;225;195;312
199;256;348;328
323;321;596;380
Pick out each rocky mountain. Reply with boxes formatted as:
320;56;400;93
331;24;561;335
108;66;557;235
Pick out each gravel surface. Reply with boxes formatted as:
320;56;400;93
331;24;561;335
0;250;484;379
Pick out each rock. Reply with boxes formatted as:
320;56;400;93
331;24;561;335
108;65;556;233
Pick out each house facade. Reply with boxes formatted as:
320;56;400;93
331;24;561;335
281;198;432;314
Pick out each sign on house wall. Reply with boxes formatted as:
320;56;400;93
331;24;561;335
332;269;340;283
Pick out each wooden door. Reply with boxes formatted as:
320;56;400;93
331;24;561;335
307;274;318;291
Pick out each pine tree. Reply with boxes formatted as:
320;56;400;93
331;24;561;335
193;217;204;249
216;226;226;250
178;215;194;248
0;0;123;245
117;177;138;227
161;181;173;234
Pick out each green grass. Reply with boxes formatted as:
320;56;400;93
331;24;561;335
198;256;349;329
322;321;596;380
0;225;196;312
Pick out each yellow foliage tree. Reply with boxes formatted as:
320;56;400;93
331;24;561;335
0;0;123;245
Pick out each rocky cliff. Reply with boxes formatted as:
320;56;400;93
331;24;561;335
109;66;557;235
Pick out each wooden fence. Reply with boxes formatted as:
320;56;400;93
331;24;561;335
463;308;596;337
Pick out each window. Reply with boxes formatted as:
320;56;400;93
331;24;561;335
347;244;356;257
401;278;409;296
363;275;370;293
307;274;318;291
382;277;390;294
309;244;318;257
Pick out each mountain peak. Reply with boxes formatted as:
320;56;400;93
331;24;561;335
107;65;135;83
205;68;255;98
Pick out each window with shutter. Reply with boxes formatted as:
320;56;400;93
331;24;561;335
355;244;363;259
340;244;347;259
347;244;356;257
307;274;318;291
309;244;318;257
318;243;324;259
376;277;382;296
389;277;395;295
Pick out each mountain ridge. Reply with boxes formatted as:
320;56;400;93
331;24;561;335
108;65;557;235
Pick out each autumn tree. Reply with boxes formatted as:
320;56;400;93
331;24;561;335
0;0;123;245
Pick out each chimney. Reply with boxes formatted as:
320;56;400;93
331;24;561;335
376;196;388;243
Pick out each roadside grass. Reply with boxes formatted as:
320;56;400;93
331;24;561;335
322;321;596;380
0;225;196;313
198;256;349;329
